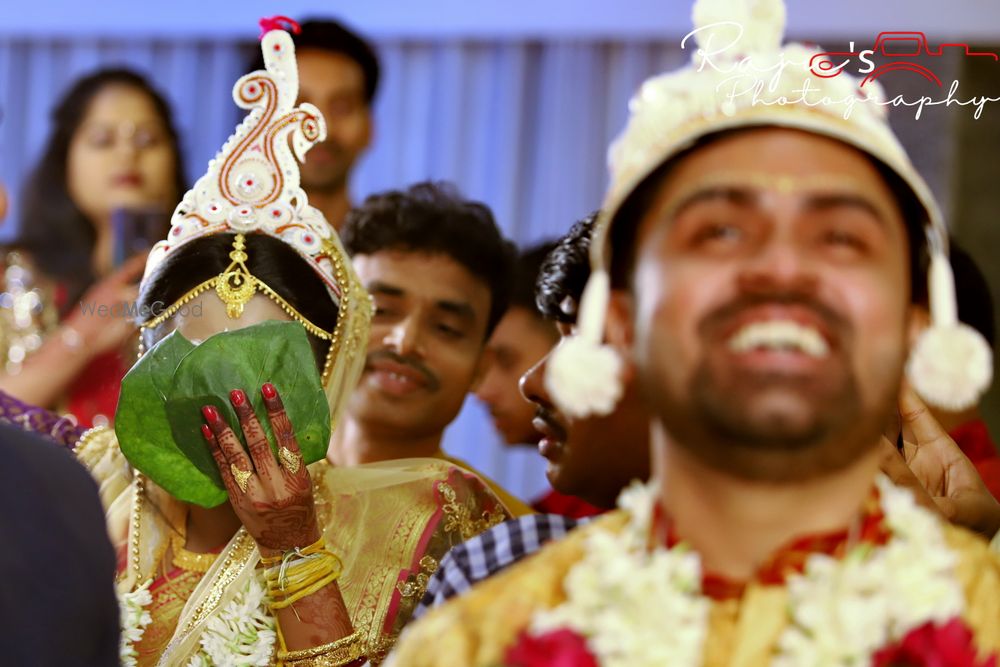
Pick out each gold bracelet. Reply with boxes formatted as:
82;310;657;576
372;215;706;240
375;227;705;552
277;630;365;666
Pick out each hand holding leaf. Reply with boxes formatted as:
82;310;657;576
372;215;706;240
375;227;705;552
116;321;331;508
201;384;320;556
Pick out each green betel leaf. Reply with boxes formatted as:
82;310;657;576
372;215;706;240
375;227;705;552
114;331;222;503
164;321;332;508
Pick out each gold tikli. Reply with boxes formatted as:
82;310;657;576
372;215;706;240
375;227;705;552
216;234;257;318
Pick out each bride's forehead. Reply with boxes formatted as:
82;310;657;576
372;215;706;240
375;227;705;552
168;293;291;343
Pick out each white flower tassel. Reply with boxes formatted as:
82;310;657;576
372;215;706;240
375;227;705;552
119;581;154;667
907;250;993;412
545;269;623;418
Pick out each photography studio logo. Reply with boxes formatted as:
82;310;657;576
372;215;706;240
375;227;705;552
683;22;1000;119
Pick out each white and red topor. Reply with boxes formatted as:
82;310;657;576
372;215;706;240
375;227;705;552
142;17;346;303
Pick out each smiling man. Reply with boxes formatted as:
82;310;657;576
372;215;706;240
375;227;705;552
330;181;532;516
412;214;652;619
387;0;1000;663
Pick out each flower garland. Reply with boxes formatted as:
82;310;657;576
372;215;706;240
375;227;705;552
509;476;983;667
118;580;153;667
117;575;277;666
529;483;709;667
774;476;964;666
186;575;277;667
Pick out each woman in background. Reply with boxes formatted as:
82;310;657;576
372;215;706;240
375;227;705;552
0;68;185;426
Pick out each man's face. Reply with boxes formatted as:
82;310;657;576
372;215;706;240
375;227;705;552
520;317;651;508
296;48;372;194
349;250;492;440
475;307;557;445
623;128;914;481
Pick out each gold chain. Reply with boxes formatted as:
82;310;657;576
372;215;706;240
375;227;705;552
122;474;145;583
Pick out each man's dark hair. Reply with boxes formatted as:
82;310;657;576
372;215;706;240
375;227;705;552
609;129;929;303
250;19;380;104
536;212;598;324
510;242;558;314
342;181;516;338
948;243;995;347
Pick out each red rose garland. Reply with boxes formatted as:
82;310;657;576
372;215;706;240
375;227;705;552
872;619;997;667
505;629;599;667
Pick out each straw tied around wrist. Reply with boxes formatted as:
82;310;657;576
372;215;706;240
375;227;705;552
544;0;992;419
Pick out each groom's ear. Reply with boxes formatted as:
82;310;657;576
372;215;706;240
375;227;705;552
606;290;636;384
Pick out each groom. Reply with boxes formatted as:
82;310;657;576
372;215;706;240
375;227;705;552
386;0;1000;664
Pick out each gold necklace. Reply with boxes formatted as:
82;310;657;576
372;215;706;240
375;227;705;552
170;532;220;573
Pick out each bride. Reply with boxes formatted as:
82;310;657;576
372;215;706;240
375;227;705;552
74;20;511;666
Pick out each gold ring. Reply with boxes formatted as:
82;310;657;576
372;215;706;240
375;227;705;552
279;446;301;474
231;464;252;493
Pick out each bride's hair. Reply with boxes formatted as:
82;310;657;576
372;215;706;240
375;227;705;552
137;232;339;367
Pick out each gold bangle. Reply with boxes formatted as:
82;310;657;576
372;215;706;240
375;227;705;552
269;569;341;610
277;630;365;666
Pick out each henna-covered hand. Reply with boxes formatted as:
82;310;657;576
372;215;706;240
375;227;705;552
202;383;320;558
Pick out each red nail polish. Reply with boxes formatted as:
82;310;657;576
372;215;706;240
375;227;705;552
230;389;246;406
202;405;219;422
201;424;213;440
262;383;277;399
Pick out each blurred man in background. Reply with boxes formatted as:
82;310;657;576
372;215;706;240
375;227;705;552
414;214;651;617
474;244;558;443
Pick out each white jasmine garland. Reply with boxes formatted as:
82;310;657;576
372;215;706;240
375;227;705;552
531;482;710;667
119;580;154;667
774;477;965;667
527;476;966;667
186;575;276;667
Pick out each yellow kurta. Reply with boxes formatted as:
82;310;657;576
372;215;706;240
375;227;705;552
75;427;512;665
388;511;1000;666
